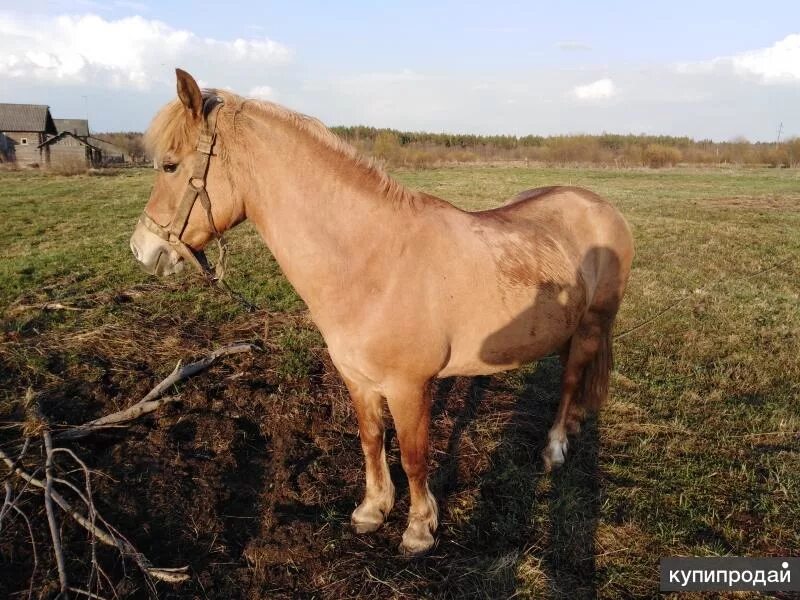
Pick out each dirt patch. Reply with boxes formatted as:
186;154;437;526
1;301;606;599
702;195;800;211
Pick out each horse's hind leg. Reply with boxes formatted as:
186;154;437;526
558;342;585;435
344;376;395;534
543;309;614;471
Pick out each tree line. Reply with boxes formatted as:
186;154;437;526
331;127;800;168
95;127;799;169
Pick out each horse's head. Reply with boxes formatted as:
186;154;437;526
130;69;241;277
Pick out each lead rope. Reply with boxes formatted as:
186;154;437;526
213;245;259;313
193;230;257;313
613;253;795;341
532;252;796;364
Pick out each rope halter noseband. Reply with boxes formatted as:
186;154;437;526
138;95;227;282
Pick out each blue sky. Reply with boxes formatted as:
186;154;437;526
2;1;799;140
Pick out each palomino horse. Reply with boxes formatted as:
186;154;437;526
130;69;634;555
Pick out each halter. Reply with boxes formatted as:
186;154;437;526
138;95;227;281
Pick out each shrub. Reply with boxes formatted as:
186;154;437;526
372;131;401;163
642;144;682;168
783;138;800;168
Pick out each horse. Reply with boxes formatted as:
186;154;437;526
130;69;634;555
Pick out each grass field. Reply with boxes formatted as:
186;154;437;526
1;165;798;599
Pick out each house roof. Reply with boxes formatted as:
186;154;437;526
0;103;57;134
38;130;102;151
54;118;90;137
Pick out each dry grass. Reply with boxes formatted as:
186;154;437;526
47;156;89;176
1;165;798;599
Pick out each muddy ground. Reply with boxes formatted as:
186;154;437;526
1;303;598;599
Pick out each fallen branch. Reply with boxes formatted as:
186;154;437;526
68;587;110;600
6;302;87;316
42;427;70;597
54;396;180;441
0;445;189;584
2;481;38;600
55;342;258;441
0;343;258;592
140;342;258;404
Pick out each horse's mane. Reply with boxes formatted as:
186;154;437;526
145;90;419;207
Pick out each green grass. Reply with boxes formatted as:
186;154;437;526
1;166;798;599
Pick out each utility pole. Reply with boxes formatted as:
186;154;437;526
82;95;90;134
776;122;783;145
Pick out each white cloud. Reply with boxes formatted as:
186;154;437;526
1;13;797;142
0;12;292;90
248;85;274;99
677;33;800;85
573;78;616;100
730;33;800;83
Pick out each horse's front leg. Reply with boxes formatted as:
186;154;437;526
343;376;395;533
386;379;438;555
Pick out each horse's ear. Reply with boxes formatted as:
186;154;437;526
175;68;202;120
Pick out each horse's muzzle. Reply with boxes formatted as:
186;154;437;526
130;223;185;277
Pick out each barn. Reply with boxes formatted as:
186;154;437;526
0;103;57;167
38;131;103;169
0;105;127;168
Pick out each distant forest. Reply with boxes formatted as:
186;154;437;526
93;132;147;163
96;127;800;168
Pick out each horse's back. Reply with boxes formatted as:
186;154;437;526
467;183;634;317
505;185;634;315
501;185;612;211
501;185;632;259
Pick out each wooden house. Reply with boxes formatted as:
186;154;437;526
0;103;57;166
38;131;103;168
1;104;127;168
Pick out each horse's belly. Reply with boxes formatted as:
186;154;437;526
438;342;560;378
436;284;584;378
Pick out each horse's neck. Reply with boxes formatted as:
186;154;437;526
241;120;421;318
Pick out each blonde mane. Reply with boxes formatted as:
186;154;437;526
145;90;419;206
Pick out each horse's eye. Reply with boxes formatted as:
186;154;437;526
162;163;178;173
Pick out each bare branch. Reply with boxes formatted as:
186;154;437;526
8;486;39;600
140;342;258;404
6;302;87;316
0;445;189;583
42;427;70;597
68;587;111;600
0;345;257;592
55;342;258;441
0;481;12;530
51;448;100;596
54;397;180;441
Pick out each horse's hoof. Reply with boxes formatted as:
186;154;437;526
352;518;383;534
399;528;435;556
351;503;386;534
542;437;567;472
400;519;434;556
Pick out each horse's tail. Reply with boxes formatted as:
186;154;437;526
579;317;613;412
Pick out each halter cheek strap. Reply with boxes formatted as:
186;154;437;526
139;96;227;281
